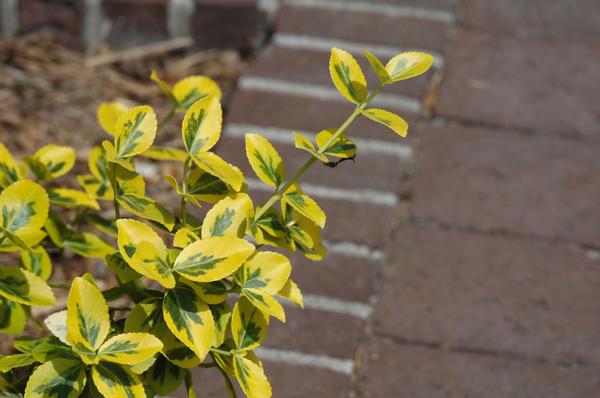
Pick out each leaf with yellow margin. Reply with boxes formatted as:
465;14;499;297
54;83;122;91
182;96;222;155
385;52;434;82
97;102;129;136
245;133;285;187
362;108;408;137
113;105;157;159
202;193;253;238
329;48;367;104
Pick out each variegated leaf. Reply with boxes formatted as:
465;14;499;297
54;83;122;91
385;51;434;82
97;102;129;136
173;75;222;109
182;95;222;155
113;105;157;159
173;236;255;282
24;358;86;398
361;108;408;137
98;333;163;365
0;180;49;237
91;361;146;398
231;297;269;351
245;133;285;187
202;193;253;238
329;48;367;104
0;265;55;306
191;151;244;192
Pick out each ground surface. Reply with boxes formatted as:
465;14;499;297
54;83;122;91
2;0;600;397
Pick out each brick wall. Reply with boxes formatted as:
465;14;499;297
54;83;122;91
0;0;262;51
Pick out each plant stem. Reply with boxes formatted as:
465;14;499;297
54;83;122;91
110;164;121;218
180;156;192;227
254;84;383;221
210;348;232;356
158;108;176;130
48;282;71;290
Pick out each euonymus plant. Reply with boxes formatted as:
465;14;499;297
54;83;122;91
0;48;432;397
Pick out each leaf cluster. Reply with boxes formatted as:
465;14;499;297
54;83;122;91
0;48;432;397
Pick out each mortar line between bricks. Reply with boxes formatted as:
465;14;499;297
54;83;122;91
323;240;386;261
238;76;423;113
283;0;456;24
274;33;445;68
245;177;399;207
301;294;372;319
347;8;457;398
376;333;600;371
405;217;600;254
225;123;413;160
431;116;600;146
255;347;355;375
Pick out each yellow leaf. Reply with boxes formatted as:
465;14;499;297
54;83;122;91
232;297;269;351
202;193;253;238
0;298;25;334
282;192;326;228
278;279;303;308
245;133;285;187
0;143;22;188
315;129;357;158
116;219;167;263
162;280;214;360
141;146;188;162
242;252;291;295
97;102;129;136
0;229;45;252
293;132;328;162
192;151;244;192
63;232;114;259
0;265;55;306
363;49;391;84
20;245;52;280
130;241;175;289
0;353;35;373
0;180;49;237
173;227;200;248
150;70;179;105
173;75;222;109
329;48;367;104
211;301;232;348
114;105;157;159
32;144;76;179
98;332;163;365
185;168;233;203
195;280;228;305
103;140;135;171
385;51;434;82
48;188;100;210
182;95;222;155
91;362;146;398
66;277;110;364
44;310;68;344
117;193;175;231
173;235;255;282
234;355;272;398
362;108;408;137
24;359;86;398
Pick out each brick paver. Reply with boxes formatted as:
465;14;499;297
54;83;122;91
411;125;600;245
359;337;600;398
376;226;600;364
436;30;600;139
200;0;600;395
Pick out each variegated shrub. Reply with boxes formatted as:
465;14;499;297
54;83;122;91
0;48;433;397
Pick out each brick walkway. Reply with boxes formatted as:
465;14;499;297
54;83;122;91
191;0;600;396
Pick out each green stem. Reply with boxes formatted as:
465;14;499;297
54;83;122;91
110;164;120;219
210;348;232;356
254;84;383;221
158;108;176;130
180;156;192;227
48;282;71;290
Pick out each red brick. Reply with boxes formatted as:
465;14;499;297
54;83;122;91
436;31;600;139
276;5;449;53
103;0;169;50
267;306;363;358
359;337;600;398
248;189;400;248
180;360;350;397
226;90;420;142
192;0;260;50
289;251;380;304
376;226;600;365
215;136;408;192
247;45;431;99
411;125;600;245
464;0;600;43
